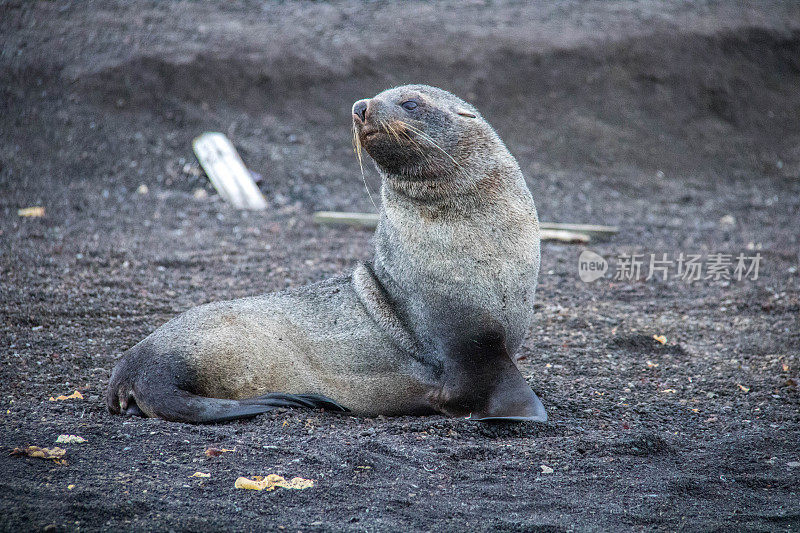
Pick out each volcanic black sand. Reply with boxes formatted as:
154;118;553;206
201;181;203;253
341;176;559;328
1;1;799;531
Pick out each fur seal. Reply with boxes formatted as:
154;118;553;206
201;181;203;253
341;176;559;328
106;84;546;423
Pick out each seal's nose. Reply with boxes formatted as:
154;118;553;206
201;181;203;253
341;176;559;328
352;99;369;123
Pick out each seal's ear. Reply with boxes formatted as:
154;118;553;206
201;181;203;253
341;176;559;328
455;108;477;118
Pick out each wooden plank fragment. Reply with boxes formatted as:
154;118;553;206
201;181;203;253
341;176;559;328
193;132;267;210
539;222;618;237
18;206;45;217
540;229;590;243
313;211;379;228
312;211;616;242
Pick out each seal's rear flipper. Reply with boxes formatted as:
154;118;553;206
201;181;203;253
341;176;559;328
129;391;347;423
111;380;348;424
107;344;348;424
241;393;348;413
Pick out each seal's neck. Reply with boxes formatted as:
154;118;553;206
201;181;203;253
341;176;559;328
380;160;515;216
382;172;477;207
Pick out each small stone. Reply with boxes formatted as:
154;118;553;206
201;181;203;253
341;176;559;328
56;435;86;444
136;184;149;195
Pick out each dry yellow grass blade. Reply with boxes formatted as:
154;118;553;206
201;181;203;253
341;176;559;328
49;391;84;401
234;474;314;491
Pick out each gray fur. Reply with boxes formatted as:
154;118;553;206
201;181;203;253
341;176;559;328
107;85;545;423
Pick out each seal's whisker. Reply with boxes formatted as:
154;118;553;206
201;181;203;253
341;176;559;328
391;124;404;145
383;119;402;145
383;120;396;142
393;122;427;155
402;123;452;158
352;124;364;174
353;123;378;211
398;122;460;168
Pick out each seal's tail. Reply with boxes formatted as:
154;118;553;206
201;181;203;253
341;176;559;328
106;346;347;424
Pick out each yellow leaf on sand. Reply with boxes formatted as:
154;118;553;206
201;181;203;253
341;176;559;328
235;474;314;491
49;391;84;401
646;360;659;368
18;206;45;217
653;335;667;345
191;472;211;478
737;384;750;393
67;484;75;490
11;446;66;463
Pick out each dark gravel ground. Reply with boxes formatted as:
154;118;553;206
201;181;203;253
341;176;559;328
1;1;799;531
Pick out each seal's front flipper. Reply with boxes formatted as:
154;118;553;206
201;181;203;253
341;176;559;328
439;326;547;423
468;355;547;422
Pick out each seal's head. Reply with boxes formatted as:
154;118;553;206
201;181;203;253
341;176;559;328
352;85;497;181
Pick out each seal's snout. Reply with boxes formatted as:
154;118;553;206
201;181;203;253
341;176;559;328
352;99;369;124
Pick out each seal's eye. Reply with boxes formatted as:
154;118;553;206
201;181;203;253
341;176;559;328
401;100;418;111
